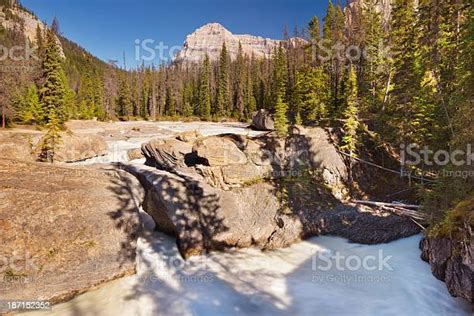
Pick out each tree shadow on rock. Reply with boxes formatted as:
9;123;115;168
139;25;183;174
254;128;420;245
103;167;144;268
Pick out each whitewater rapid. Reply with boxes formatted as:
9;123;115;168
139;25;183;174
27;209;471;316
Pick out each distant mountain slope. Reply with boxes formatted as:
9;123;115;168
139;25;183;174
1;1;115;88
174;23;284;63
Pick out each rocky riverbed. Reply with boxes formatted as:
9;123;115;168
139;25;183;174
0;120;472;313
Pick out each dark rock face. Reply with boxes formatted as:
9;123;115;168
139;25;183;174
141;138;193;171
252;109;275;131
420;222;474;303
132;127;420;258
0;159;143;303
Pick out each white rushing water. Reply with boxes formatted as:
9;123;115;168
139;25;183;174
28;210;471;316
45;122;470;316
74;121;265;165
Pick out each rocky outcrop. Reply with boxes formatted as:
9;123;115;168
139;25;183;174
0;133;35;161
176;130;203;143
122;163;302;258
174;23;283;63
52;133;108;162
132;128;420;258
252;109;275;131
192;136;248;166
0;3;65;56
0;159;143;304
127;148;144;161
0;4;47;43
345;0;393;29
420;221;474;303
0;132;107;163
142;138;193;171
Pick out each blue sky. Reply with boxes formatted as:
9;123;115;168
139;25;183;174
21;0;329;67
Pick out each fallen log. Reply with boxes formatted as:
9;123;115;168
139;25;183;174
354;200;428;229
353;200;421;209
379;206;428;221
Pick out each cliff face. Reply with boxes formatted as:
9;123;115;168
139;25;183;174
174;23;282;63
0;4;64;57
345;0;393;28
345;0;421;28
420;221;473;303
0;5;46;43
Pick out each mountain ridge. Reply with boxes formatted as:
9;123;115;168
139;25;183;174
174;22;284;63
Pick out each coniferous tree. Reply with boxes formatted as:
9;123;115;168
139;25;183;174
234;42;246;118
244;64;257;120
358;0;387;116
78;71;96;119
271;45;289;136
271;45;288;109
417;0;463;147
274;92;288;137
216;42;230;116
21;84;43;125
322;1;346;117
308;16;321;65
199;55;212;119
453;1;474;148
422;2;474;223
129;76;139;117
388;0;421;143
165;86;175;116
341;65;360;158
294;66;329;124
40;28;68;125
40;109;62;163
116;75;132;119
181;82;194;117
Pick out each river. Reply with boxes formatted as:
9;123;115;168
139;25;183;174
28;209;471;315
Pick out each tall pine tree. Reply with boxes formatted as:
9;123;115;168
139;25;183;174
199;55;212;119
40;28;68;125
341;65;360;158
216;42;230;116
